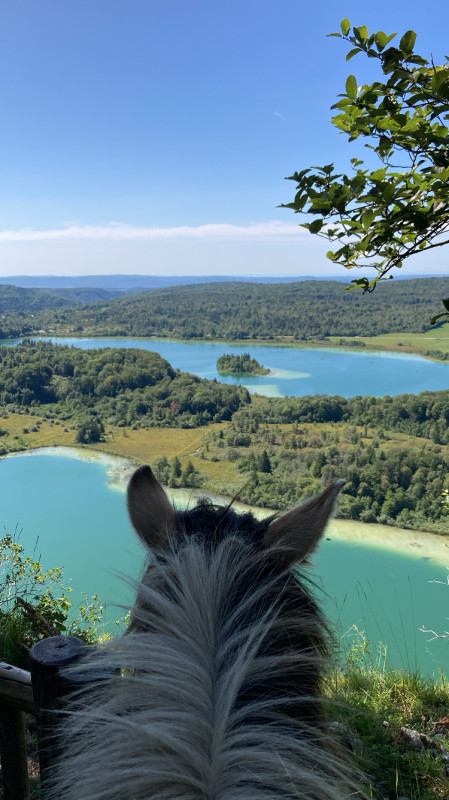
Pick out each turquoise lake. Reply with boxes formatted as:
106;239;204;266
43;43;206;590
1;451;448;677
10;335;449;398
1;336;449;676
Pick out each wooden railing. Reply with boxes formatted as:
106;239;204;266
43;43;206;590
0;636;87;800
0;661;34;800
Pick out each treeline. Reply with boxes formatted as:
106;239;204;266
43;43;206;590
205;420;449;533
0;341;250;428
152;455;203;489
230;390;449;444
0;283;127;340
1;278;449;341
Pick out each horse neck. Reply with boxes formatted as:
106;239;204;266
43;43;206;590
51;539;354;800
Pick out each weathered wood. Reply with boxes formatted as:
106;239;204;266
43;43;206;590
0;664;34;715
0;663;32;686
30;636;86;793
0;703;30;800
0;679;34;716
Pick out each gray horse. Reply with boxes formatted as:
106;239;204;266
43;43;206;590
51;466;360;800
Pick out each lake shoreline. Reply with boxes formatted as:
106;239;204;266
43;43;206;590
2;332;446;363
7;445;449;570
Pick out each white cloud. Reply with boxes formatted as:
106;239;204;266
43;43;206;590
0;221;309;243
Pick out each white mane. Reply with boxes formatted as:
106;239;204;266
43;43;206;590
50;536;358;800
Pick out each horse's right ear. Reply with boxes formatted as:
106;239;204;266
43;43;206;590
264;479;345;565
127;465;176;549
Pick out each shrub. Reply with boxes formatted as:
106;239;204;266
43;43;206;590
0;532;105;669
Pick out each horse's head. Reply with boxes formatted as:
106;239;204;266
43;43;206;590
127;463;344;567
50;466;356;800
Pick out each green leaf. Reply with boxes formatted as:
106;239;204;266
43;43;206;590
431;312;449;325
340;18;351;36
309;219;324;233
353;25;369;45
346;74;358;99
362;210;375;229
384;32;398;46
431;70;449;93
435;125;449;138
350;277;370;290
346;47;362;62
374;31;388;51
382;183;395;203
399;30;416;55
442;297;449;312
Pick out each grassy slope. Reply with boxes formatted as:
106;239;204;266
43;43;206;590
328;657;449;800
328;323;449;359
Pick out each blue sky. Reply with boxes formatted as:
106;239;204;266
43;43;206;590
0;0;447;277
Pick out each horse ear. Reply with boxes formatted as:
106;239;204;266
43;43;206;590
127;464;176;549
263;480;345;565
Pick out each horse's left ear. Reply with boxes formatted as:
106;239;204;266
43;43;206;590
264;480;345;565
127;464;176;549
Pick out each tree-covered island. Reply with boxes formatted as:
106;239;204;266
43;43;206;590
217;352;270;375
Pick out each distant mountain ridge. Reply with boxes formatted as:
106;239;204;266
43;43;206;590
0;274;350;290
0;273;432;290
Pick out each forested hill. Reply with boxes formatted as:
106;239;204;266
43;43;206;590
0;340;250;427
2;278;448;340
0;284;127;314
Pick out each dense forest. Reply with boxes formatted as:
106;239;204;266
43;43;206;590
0;341;250;432
205;403;449;533
0;284;126;314
233;391;449;444
2;341;449;532
216;353;269;375
1;278;449;340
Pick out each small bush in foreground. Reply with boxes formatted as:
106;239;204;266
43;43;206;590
0;531;106;669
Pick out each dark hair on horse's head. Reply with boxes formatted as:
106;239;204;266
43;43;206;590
50;465;361;800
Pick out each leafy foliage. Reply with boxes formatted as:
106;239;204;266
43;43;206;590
283;21;449;301
0;340;250;428
76;417;105;444
0;533;104;668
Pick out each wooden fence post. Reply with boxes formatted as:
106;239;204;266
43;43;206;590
0;705;30;800
0;662;35;800
29;636;85;794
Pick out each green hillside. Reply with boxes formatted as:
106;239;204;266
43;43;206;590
2;277;449;341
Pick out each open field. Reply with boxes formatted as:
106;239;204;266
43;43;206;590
0;413;243;495
0;411;76;451
328;325;449;359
